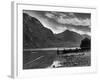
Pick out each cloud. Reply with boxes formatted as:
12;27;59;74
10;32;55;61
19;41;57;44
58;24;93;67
45;13;54;18
43;18;90;35
24;10;91;35
45;12;91;26
57;17;90;26
68;28;90;35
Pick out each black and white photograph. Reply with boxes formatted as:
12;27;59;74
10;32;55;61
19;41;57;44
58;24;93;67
23;10;91;69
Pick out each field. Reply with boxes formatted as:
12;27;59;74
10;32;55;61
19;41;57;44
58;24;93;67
23;49;91;69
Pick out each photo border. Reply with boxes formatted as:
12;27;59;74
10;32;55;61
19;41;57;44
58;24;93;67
11;2;97;78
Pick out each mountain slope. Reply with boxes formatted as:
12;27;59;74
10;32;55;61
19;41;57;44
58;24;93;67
55;30;83;42
54;30;83;48
23;13;56;49
23;13;87;49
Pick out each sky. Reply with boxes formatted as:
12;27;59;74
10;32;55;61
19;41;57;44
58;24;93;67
23;10;91;36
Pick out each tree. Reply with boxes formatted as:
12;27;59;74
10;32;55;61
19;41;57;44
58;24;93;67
80;38;91;50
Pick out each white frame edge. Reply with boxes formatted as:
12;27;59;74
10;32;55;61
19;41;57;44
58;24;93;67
11;1;18;78
11;1;97;78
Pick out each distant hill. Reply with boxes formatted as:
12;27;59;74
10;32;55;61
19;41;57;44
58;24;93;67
55;30;83;42
23;13;90;49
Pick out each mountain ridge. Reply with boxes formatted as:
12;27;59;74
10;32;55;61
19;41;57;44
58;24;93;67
23;13;90;49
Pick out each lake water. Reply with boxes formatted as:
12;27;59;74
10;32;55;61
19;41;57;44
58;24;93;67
23;48;91;69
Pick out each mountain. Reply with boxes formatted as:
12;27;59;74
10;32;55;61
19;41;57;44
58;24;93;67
23;13;56;49
23;13;87;49
54;30;83;48
55;30;83;42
